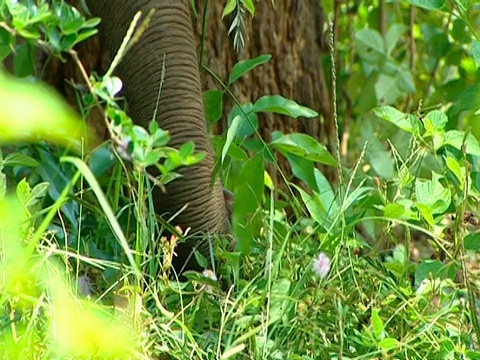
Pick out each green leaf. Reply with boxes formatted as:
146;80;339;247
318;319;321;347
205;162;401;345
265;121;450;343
417;203;434;228
355;28;385;63
405;0;447;11
204;90;223;124
314;169;338;215
293;185;332;229
415;173;451;215
233;153;264;253
13;42;35;77
414;260;455;286
252;95;318;118
285;153;317;191
3;152;39;168
242;0;255;16
0;72;89;151
464;232;480;251
375;74;401;104
442;130;480;156
27;182;49;209
385;24;407;56
384;203;405;218
472;41;480;68
229;55;271;84
343;186;372;212
223;0;237;17
374;106;415;133
423;110;448;137
222;115;242;163
448;84;480;120
371;309;385;341
378;338;398;351
270;133;337;166
445;156;465;189
227;103;258;138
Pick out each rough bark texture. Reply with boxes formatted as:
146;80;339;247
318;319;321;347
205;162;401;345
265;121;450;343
195;0;334;186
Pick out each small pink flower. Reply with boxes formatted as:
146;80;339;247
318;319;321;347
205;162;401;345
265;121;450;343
312;252;331;278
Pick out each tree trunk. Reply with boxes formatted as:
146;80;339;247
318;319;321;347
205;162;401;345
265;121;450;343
195;0;334;186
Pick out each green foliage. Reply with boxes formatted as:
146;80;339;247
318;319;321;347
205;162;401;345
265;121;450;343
3;0;480;359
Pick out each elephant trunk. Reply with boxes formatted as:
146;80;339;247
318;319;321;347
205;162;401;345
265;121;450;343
87;0;230;270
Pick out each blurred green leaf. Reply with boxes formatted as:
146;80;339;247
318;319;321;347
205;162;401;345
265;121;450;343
0;72;89;151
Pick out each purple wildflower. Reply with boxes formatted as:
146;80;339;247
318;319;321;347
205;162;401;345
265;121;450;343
312;252;331;278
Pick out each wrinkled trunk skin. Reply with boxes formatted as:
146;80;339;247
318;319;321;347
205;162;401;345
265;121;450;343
86;0;230;271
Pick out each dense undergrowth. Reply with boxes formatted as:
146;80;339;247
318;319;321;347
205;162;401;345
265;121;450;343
2;0;480;359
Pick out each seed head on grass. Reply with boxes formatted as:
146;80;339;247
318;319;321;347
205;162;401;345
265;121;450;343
312;252;331;278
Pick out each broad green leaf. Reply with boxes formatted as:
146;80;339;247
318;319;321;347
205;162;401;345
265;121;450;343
227;103;258;138
233;153;264;253
270;133;337;166
423;110;448;137
384;203;405;218
405;0;447;11
375;74;401;104
442;130;480;156
13;43;35;77
229;55;271;84
373;106;415;133
252;95;318;118
285;153;317;191
355;29;385;63
37;148;79;228
414;260;455;287
397;67;415;93
204;90;224;124
448;84;480;120
0;72;89;151
415;173;451;215
464;232;480;251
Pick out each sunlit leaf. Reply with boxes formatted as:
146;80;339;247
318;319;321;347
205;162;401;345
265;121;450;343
0;72;89;151
252;95;318;118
